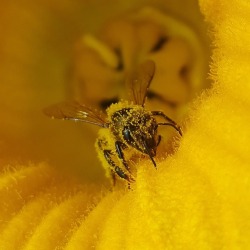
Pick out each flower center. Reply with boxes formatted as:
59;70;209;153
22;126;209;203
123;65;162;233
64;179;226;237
69;7;208;126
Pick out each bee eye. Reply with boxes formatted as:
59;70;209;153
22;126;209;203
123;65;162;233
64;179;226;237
123;127;133;142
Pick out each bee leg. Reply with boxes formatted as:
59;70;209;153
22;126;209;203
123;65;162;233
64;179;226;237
157;122;183;136
115;141;130;172
151;111;182;136
151;111;178;125
103;150;131;182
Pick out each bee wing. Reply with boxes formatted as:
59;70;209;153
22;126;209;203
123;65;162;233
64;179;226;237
127;60;155;106
44;101;107;127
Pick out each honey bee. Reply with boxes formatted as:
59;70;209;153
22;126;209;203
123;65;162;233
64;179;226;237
44;60;182;183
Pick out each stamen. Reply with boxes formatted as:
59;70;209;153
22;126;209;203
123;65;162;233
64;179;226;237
82;34;119;69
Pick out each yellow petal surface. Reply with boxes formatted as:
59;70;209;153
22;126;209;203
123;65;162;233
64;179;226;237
1;0;250;249
0;163;101;250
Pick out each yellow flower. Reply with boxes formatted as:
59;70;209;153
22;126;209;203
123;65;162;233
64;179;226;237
1;0;250;249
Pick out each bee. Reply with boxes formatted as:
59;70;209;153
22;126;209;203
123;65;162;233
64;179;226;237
44;60;182;183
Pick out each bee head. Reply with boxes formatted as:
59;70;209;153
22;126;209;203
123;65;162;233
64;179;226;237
111;107;160;166
122;117;158;159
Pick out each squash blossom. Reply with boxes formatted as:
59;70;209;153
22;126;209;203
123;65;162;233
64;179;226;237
0;0;249;249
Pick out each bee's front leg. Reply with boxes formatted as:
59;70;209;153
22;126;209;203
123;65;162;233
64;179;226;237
97;138;131;182
115;141;130;172
103;150;131;182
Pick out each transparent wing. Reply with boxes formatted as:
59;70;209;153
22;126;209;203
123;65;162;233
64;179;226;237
44;101;107;127
127;60;155;106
